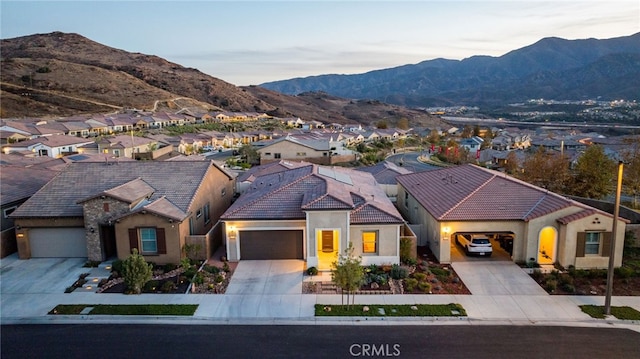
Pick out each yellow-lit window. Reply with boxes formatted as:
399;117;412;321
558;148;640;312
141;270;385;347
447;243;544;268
362;231;377;254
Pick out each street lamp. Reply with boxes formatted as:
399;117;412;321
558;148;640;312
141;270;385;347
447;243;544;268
604;161;624;316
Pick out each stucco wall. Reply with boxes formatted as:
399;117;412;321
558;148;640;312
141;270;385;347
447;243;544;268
259;140;327;163
558;212;625;269
350;224;400;265
115;213;185;265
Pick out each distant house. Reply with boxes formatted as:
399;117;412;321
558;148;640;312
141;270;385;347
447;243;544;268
256;136;355;165
397;164;626;269
221;164;409;270
2;135;95;158
11;161;235;264
356;161;412;199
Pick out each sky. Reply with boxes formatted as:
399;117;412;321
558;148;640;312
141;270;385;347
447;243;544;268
1;1;639;86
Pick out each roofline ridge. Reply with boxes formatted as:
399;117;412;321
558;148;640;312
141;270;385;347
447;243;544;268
439;170;494;220
226;166;314;217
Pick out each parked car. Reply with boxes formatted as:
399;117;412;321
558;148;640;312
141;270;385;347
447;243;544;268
455;233;493;256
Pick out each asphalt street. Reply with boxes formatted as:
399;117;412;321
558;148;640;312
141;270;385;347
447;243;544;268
2;324;639;359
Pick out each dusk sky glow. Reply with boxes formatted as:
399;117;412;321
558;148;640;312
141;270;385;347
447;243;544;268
2;1;638;86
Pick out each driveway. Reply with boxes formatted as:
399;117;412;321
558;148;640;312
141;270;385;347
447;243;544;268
0;255;86;294
226;260;304;295
451;261;548;295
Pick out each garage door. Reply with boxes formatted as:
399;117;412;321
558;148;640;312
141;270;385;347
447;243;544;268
239;230;303;260
29;228;87;258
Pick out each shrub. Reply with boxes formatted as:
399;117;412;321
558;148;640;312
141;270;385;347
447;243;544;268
83;260;101;268
558;274;574;286
184;267;197;280
413;273;427;282
390;264;408;280
306;267;319;276
214;274;224;284
223;262;230;273
403;257;418;266
111;259;123;275
161;281;177;293
122;249;153;294
192;272;204;285
365;264;382;275
36;66;51;73
144;280;160;292
429;267;449;277
204;265;221;274
404;278;418;292
587;269;607;279
544;278;558;292
418;281;432;293
399;237;413;264
530;269;543;281
614;266;635;279
562;283;576;293
164;263;177;272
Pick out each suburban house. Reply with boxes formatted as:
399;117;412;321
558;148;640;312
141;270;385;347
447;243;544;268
0;165;60;258
10;161;235;264
255;136;356;165
396;164;627;269
2;135;95;158
220;164;408;271
356;161;413;200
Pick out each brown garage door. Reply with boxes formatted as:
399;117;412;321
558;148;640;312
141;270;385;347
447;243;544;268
239;230;303;260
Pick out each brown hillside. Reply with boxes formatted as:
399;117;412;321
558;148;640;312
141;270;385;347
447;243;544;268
1;32;443;128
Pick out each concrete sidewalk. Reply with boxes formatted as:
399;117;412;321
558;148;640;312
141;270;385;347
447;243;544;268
1;255;639;331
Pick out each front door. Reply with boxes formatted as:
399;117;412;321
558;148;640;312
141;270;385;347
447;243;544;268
537;226;557;265
100;224;117;260
317;229;338;271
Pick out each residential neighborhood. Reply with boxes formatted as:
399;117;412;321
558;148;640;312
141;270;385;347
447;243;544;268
1;109;639;342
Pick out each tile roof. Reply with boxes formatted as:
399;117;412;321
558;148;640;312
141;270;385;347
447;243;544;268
0;165;60;205
356;161;413;185
222;164;404;224
556;209;598;225
397;164;575;221
10;161;217;220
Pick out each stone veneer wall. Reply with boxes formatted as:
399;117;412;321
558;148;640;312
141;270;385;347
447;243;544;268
82;197;131;261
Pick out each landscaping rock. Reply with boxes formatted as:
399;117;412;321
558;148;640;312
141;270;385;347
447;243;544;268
410;305;418;311
363;306;369;312
378;308;386;315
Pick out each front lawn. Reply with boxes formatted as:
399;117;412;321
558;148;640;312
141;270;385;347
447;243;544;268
579;305;640;320
49;304;198;316
315;303;466;317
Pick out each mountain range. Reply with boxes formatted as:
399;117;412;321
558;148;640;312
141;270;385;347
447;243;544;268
260;33;640;108
0;32;441;128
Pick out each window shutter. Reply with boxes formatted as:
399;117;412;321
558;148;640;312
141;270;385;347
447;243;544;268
156;228;167;254
601;232;612;257
576;232;586;257
128;228;139;252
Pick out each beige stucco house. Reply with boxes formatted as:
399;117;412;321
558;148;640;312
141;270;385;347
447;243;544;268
396;164;626;269
11;161;234;264
221;164;407;271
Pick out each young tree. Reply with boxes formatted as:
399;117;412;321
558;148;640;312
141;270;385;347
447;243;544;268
568;145;616;199
122;249;153;294
427;129;440;146
331;243;364;309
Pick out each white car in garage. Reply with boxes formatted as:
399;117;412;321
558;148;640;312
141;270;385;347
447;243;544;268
455;233;493;256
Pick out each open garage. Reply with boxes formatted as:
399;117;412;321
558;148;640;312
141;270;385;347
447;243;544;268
239;230;304;260
28;228;87;258
450;231;515;262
